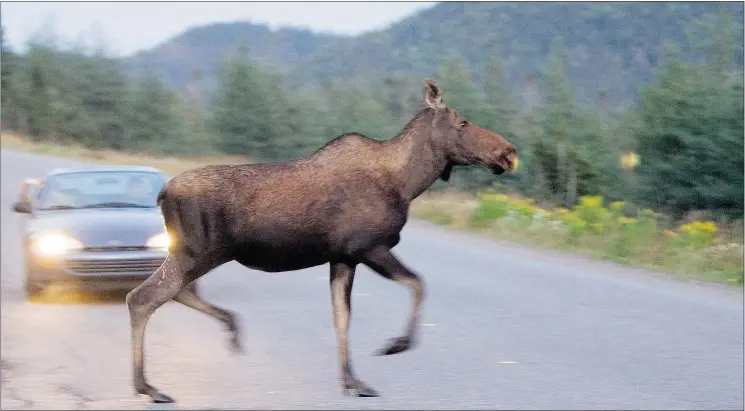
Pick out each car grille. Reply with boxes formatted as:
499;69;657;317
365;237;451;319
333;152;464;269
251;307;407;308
64;258;165;276
83;246;148;252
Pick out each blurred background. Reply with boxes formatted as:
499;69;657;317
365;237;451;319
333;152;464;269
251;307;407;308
1;3;743;409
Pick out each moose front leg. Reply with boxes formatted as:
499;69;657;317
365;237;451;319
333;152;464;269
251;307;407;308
360;246;425;356
329;260;379;397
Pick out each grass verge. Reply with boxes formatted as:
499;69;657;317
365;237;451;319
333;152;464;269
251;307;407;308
411;192;744;286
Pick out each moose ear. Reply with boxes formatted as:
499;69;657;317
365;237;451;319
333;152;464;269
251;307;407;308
423;78;445;110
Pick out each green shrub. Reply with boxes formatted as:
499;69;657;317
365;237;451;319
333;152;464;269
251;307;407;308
470;194;510;228
458;190;740;285
679;220;718;249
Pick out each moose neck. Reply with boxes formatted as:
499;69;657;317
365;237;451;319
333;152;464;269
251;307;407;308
384;109;451;202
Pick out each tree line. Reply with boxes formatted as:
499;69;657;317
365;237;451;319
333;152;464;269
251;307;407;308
1;14;742;221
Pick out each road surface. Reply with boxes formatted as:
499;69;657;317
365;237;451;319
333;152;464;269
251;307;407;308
1;149;742;410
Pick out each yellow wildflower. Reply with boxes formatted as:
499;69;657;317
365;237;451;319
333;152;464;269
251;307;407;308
580;195;603;209
696;221;717;234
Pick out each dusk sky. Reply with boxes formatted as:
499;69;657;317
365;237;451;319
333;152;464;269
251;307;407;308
2;2;436;56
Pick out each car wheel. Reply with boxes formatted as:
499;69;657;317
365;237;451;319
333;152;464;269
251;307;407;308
22;245;44;300
25;275;45;300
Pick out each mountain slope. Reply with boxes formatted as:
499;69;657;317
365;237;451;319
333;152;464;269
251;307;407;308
124;2;744;105
123;22;343;91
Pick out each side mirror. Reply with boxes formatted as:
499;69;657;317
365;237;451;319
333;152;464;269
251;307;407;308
12;201;31;214
15;178;42;214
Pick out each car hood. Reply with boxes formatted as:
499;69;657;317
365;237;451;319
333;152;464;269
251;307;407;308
27;208;166;248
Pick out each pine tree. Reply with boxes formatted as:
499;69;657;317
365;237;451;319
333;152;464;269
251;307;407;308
25;45;55;141
482;43;525;192
126;73;186;153
538;38;580;206
483;43;517;134
1;26;20;130
634;47;744;219
210;49;290;159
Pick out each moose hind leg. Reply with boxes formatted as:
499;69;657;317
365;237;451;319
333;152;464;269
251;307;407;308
360;246;425;356
173;282;243;353
126;254;202;403
329;261;378;397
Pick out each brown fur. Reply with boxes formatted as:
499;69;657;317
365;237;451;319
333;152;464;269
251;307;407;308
125;79;517;403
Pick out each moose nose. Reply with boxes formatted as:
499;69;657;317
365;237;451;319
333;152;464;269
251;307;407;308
497;149;518;172
507;152;519;172
510;155;520;173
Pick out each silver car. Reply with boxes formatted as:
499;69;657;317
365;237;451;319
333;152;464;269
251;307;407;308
12;165;171;299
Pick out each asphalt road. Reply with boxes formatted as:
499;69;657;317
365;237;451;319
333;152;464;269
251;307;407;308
1;149;743;410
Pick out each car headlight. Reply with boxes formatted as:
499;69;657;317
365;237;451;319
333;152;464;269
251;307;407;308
31;232;84;256
146;232;170;251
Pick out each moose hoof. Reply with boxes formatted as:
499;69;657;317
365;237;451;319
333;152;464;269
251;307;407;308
150;391;175;404
224;330;244;354
136;385;175;404
343;380;379;398
375;336;413;356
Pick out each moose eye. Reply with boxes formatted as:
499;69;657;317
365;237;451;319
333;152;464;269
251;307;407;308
459;120;469;129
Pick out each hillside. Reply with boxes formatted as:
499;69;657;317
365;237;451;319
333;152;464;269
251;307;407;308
123;22;343;95
125;2;744;105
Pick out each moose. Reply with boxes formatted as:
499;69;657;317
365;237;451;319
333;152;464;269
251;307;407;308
126;78;518;403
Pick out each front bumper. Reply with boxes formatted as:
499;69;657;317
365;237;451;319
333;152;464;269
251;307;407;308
26;249;168;291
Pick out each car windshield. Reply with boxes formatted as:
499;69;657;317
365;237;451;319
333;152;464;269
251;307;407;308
36;171;166;210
